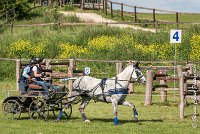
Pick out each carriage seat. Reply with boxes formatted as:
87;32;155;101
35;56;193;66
28;83;43;90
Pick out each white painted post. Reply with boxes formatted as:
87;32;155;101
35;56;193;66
144;70;153;106
16;59;20;91
179;73;184;119
68;59;75;96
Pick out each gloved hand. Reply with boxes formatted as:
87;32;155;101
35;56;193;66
41;72;46;78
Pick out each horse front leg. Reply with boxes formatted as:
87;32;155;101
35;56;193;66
79;96;91;122
111;95;118;125
121;101;138;122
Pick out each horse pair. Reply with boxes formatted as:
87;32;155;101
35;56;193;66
70;62;146;125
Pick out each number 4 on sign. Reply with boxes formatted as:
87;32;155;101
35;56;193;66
170;30;182;43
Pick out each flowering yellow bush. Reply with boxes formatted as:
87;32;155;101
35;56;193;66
59;43;91;58
88;36;118;50
9;39;32;58
189;35;200;61
9;39;47;58
31;42;46;56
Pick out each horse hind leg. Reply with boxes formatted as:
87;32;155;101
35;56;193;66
121;101;139;122
79;96;91;122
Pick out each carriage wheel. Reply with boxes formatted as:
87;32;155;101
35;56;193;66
3;100;21;120
29;100;48;120
52;103;72;120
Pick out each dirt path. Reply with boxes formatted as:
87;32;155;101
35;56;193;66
59;11;156;33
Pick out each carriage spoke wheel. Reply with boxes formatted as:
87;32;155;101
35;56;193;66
53;103;72;120
29;100;48;120
3;100;21;120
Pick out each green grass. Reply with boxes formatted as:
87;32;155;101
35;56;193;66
0;80;200;134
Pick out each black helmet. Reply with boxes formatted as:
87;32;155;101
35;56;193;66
29;59;37;64
35;57;44;63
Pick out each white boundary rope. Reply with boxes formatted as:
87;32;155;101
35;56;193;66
192;64;198;128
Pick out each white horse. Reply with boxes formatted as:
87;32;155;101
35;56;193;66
71;62;146;125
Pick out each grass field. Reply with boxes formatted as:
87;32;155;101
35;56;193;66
0;80;200;134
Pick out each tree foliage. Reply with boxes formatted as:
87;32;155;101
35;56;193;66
0;0;31;19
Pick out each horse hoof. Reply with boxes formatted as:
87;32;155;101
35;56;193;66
134;117;138;122
84;119;91;123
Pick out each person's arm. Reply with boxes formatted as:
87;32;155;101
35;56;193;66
22;66;31;79
32;66;42;78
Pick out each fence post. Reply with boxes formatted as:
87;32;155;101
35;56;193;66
110;2;113;18
102;0;105;12
62;0;65;5
144;70;153;106
68;59;75;96
105;0;107;15
121;3;123;20
134;6;137;23
153;9;156;28
16;59;20;91
176;12;179;28
179;73;184;119
59;0;62;7
98;0;100;10
93;0;95;9
81;0;85;10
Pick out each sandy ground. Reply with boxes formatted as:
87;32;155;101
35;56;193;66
59;11;156;33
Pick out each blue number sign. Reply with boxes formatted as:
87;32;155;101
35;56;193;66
170;30;182;43
84;67;90;75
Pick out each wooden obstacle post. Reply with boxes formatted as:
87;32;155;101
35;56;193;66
177;65;183;77
116;62;122;74
186;63;193;75
68;59;75;96
160;79;167;102
16;59;20;91
179;73;184;119
144;70;153;106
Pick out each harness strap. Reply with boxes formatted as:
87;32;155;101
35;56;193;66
100;78;108;103
109;88;129;95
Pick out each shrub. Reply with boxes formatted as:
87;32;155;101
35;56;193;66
8;39;47;58
59;43;91;58
189;35;200;61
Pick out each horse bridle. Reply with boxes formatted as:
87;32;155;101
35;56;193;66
131;67;144;83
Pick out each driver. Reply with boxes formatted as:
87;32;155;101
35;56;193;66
19;58;36;95
32;58;50;95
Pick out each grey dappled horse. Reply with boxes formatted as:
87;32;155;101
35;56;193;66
71;62;146;125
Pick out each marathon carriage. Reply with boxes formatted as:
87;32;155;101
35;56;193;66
2;83;81;120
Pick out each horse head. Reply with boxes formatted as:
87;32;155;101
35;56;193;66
131;62;146;84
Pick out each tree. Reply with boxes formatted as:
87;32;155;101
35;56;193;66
0;0;31;19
